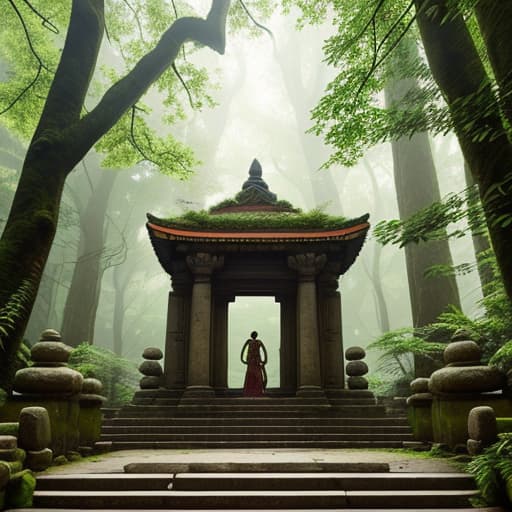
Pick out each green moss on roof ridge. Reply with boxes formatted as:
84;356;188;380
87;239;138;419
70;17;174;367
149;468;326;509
147;210;370;232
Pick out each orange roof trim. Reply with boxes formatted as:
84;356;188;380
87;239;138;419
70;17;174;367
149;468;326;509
147;222;370;241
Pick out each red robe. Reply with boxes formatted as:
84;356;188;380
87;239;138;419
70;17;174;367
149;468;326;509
243;339;265;397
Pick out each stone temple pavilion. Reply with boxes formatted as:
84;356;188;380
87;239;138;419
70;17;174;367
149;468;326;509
146;159;369;402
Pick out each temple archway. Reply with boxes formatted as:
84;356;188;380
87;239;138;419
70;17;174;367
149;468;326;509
227;296;280;390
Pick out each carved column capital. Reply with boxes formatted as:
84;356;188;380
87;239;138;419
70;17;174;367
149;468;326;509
288;253;327;281
186;252;224;281
318;262;342;295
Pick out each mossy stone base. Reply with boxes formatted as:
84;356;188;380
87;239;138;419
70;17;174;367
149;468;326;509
431;393;512;448
78;406;102;447
407;403;433;441
0;396;79;456
5;470;35;508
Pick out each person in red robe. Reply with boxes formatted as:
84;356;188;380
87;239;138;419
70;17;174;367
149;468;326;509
241;331;268;397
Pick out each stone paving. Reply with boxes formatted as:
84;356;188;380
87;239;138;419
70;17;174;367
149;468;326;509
41;448;465;475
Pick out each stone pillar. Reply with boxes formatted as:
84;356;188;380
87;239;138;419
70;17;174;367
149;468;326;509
318;268;344;390
164;290;190;391
212;296;231;393
288;253;326;398
276;295;297;394
183;253;223;399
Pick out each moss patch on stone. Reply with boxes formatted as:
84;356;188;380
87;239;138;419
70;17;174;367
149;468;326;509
5;470;35;508
149;210;369;232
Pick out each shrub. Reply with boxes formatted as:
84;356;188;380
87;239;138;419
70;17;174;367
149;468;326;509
68;343;138;407
468;433;512;507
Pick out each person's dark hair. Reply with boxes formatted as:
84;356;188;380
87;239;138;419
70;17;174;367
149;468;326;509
250;331;258;339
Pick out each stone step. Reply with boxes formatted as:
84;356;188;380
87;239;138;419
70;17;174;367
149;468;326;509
11;508;508;512
123;462;392;473
35;472;474;492
32;489;479;509
101;425;412;435
102;416;410;427
100;432;414;443
171;472;475;491
36;474;173;491
99;440;408;449
132;398;379;406
115;405;389;418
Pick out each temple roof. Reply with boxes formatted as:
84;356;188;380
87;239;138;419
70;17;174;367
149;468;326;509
146;160;370;275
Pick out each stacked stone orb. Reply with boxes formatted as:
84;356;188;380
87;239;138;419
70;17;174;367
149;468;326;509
429;330;505;394
139;348;163;389
345;346;369;390
14;329;82;396
12;329;83;456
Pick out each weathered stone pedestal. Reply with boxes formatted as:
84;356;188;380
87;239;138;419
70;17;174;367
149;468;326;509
78;379;105;449
1;330;83;457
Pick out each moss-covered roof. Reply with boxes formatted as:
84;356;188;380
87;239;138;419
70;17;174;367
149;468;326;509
147;210;369;233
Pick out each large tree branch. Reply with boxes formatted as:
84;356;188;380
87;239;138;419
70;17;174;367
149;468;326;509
73;1;229;159
33;0;104;139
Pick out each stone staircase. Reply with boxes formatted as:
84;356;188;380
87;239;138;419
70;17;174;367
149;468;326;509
21;465;505;510
98;389;415;450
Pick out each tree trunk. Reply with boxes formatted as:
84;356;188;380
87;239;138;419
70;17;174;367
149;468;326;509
0;0;229;385
474;1;512;128
61;170;117;346
463;162;493;295
112;262;128;357
414;0;512;306
385;40;462;375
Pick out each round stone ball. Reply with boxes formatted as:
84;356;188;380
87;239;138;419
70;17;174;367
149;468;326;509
140;375;161;389
347;376;368;390
345;346;366;361
81;378;103;395
14;367;83;395
40;329;62;342
444;340;482;366
346;360;368;377
138;360;163;377
429;366;505;394
142;347;163;361
31;342;73;364
410;377;430;394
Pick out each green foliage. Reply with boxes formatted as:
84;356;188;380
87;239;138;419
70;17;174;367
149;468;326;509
374;185;486;247
68;343;138;407
490;341;512;374
0;277;36;352
368;327;446;380
284;0;507;168
367;373;411;397
209;197;298;213
150;209;368;231
468;433;512;507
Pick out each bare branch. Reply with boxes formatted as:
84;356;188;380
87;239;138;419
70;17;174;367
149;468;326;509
172;62;194;108
20;0;59;33
1;0;52;116
239;0;274;41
